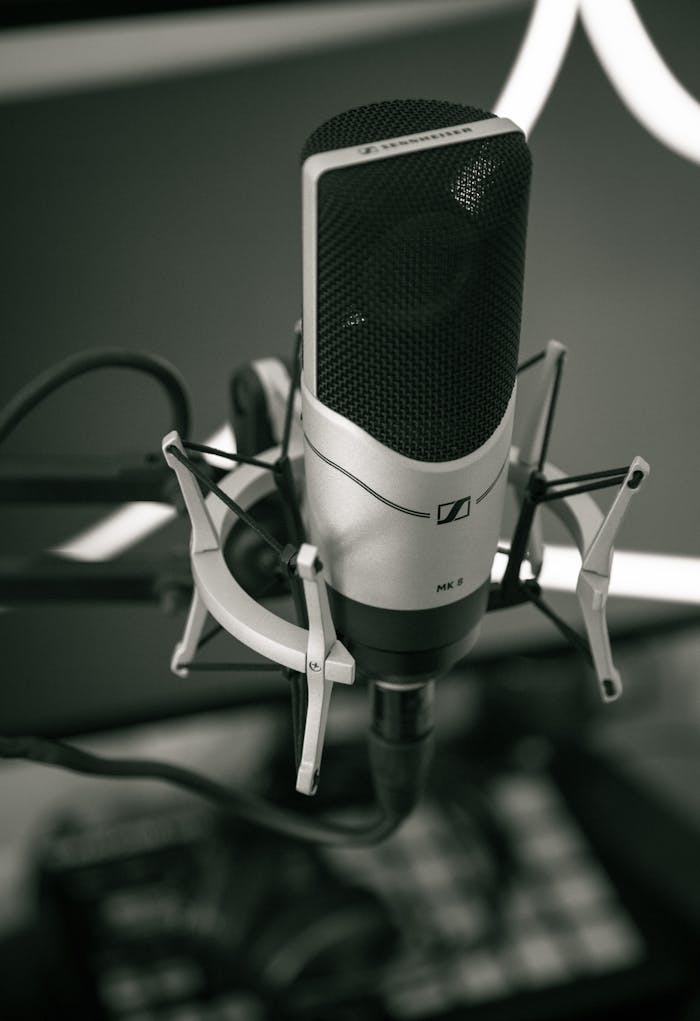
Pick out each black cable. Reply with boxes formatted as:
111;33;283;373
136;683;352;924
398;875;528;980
0;349;191;447
196;621;223;651
281;327;302;460
500;490;539;597
273;332;307;552
516;349;547;374
0;735;403;847
519;583;593;664
537;351;566;472
540;476;628;502
182;441;275;472
545;466;630;488
178;662;279;672
166;444;286;558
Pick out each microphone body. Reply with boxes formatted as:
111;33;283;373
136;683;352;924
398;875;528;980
302;381;513;678
300;100;531;682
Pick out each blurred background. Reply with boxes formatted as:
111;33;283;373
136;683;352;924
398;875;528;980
0;1;698;1018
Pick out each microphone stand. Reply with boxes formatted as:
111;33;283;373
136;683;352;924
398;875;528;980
369;681;436;819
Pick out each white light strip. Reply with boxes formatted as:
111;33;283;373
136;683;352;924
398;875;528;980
493;0;580;136
53;423;235;561
495;0;700;165
580;0;700;166
492;545;700;605
0;0;519;101
53;502;176;562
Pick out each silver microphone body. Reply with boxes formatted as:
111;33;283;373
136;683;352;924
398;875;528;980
302;380;514;678
300;100;531;681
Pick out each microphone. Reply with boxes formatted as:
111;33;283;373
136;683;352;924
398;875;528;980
300;99;532;685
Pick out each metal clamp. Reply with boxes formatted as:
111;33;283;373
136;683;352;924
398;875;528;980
295;544;354;795
576;456;649;701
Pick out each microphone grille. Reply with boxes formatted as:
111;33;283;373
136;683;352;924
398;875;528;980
303;99;531;462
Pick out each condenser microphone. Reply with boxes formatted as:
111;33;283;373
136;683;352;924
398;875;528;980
300;99;531;683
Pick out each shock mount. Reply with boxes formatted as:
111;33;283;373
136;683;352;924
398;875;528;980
164;334;649;797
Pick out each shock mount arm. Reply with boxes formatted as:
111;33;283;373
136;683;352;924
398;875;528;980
494;339;649;701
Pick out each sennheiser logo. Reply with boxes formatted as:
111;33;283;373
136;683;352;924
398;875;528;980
437;496;471;525
356;125;473;157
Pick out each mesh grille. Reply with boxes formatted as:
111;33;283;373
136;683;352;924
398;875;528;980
303;99;531;462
